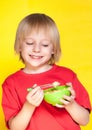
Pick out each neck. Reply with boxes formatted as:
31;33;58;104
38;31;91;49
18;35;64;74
23;64;53;74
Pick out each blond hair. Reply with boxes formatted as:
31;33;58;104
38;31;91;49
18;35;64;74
14;13;61;64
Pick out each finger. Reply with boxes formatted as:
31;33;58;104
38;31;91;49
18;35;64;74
66;82;76;99
29;86;41;96
66;82;73;88
32;84;38;88
35;91;44;106
63;95;73;101
68;87;76;99
32;89;43;100
32;90;44;106
70;90;76;99
55;103;64;108
61;95;75;105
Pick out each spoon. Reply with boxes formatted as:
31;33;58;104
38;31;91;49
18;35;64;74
27;81;60;92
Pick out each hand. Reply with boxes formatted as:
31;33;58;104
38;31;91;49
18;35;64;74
55;82;76;108
26;84;44;107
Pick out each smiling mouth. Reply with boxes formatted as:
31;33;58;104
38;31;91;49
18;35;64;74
29;55;43;59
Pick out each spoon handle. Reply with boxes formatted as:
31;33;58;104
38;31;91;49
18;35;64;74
27;81;60;91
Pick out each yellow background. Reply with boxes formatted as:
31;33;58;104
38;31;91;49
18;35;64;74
0;0;92;129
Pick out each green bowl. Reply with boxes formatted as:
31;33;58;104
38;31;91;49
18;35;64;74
44;85;71;106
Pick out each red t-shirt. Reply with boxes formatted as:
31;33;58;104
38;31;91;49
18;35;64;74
2;64;91;130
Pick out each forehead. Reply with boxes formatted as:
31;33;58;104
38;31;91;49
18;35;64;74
24;26;53;40
26;24;50;33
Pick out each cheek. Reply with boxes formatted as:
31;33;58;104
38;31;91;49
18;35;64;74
42;48;53;55
20;46;29;52
20;48;28;58
46;49;54;57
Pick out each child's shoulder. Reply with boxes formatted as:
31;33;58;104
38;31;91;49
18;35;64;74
3;69;21;83
55;64;76;80
55;64;75;74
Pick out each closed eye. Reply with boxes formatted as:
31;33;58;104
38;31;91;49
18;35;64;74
26;42;33;45
42;44;49;47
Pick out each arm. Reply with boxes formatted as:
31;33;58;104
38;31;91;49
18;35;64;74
64;100;90;126
56;82;90;126
9;101;35;130
9;85;44;130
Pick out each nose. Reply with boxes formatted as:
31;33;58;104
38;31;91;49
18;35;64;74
33;44;40;53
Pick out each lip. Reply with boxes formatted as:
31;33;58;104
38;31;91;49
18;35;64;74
29;55;43;59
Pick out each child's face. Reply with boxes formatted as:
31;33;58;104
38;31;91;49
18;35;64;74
20;30;54;69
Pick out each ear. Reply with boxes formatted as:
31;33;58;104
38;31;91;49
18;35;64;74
52;51;54;54
51;49;54;54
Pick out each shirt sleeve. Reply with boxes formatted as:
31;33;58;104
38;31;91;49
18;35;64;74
2;78;21;128
72;73;92;112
